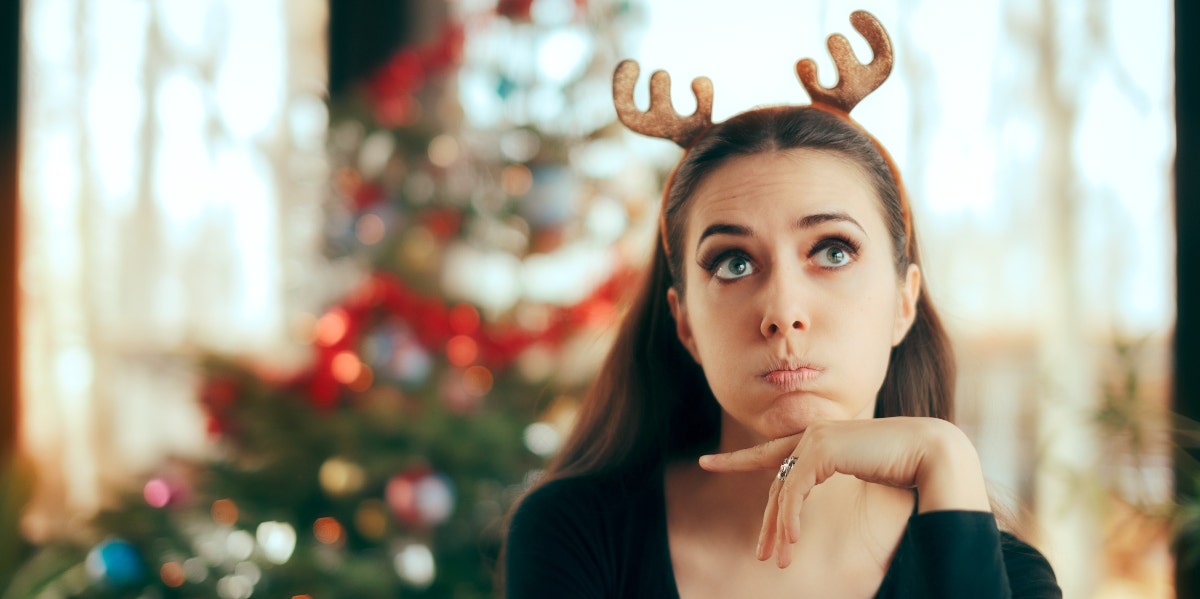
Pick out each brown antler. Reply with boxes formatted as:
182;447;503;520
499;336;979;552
796;10;893;113
612;60;713;148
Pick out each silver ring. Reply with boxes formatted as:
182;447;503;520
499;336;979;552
778;456;798;480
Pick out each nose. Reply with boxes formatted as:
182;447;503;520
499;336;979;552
759;269;810;338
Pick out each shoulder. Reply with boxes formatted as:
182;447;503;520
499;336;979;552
895;511;1061;597
999;531;1061;597
511;473;632;526
504;472;664;598
509;472;657;540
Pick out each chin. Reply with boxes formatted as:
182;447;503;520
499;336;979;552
762;397;864;435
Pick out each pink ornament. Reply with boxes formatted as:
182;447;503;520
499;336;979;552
386;469;424;527
385;468;455;527
142;475;189;509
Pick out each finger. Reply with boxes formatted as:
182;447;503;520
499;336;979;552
772;508;792;568
775;494;793;568
699;434;803;472
779;470;804;544
756;479;781;561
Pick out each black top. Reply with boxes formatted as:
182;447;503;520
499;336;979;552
505;473;1061;598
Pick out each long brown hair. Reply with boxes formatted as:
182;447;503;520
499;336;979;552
496;105;958;590
541;107;953;485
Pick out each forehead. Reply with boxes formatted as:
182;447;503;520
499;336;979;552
685;149;883;242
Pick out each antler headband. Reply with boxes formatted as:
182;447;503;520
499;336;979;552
613;10;892;148
612;10;911;258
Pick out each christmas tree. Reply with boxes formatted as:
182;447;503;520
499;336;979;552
6;1;656;597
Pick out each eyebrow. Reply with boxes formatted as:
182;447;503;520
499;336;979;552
695;211;868;249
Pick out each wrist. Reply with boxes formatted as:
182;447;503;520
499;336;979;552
913;420;991;514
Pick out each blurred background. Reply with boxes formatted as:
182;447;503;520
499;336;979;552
0;0;1182;597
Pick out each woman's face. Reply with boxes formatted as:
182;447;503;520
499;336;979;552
667;148;920;444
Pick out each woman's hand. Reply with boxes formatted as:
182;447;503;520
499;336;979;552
697;417;991;568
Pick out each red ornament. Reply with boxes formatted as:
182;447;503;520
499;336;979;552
497;0;535;21
200;378;240;437
385;466;455;527
420;208;462;240
352;182;387;210
386;466;428;527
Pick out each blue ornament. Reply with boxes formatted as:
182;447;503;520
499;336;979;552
521;166;578;228
86;538;144;587
367;323;433;386
362;327;397;369
497;76;517;100
391;339;433;386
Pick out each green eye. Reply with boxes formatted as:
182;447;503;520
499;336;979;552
819;247;848;267
715;255;755;280
811;237;858;269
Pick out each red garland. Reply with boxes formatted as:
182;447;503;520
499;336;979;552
302;264;634;408
497;0;590;22
365;22;466;127
496;0;535;21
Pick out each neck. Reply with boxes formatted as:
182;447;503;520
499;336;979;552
672;459;875;538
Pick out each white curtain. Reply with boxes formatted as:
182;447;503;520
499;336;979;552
15;0;1174;595
19;0;330;540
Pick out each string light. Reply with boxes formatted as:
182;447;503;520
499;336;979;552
313;517;345;545
500;164;533;196
212;499;239;526
331;351;363;384
445;335;478;367
160;561;186;587
315;309;350;347
463;365;493;396
356;213;387;245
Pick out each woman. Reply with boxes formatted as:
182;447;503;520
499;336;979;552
504;12;1060;598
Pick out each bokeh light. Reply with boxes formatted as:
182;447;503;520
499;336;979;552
393;542;436;589
463;365;494;397
445;335;478;367
331;351;363;385
427;134;460;167
225;530;254;561
315;309;350;347
348;363;374;392
524;422;561;457
318;457;366;497
355;213;387;245
448;303;481;334
211;499;239;526
500;164;533;196
256;521;297;565
143;478;172;508
313;517;345;545
160;561;186;587
355;500;390;540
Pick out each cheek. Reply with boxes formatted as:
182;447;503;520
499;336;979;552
816;269;899;345
686;290;757;348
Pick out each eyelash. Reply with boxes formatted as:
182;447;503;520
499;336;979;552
810;235;862;270
697;235;863;276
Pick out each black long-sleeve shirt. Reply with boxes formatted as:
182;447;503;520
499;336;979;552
505;473;1061;598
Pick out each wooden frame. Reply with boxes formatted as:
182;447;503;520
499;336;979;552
1;0;19;465
1176;1;1197;595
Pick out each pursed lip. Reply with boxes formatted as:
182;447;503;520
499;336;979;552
760;361;824;389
